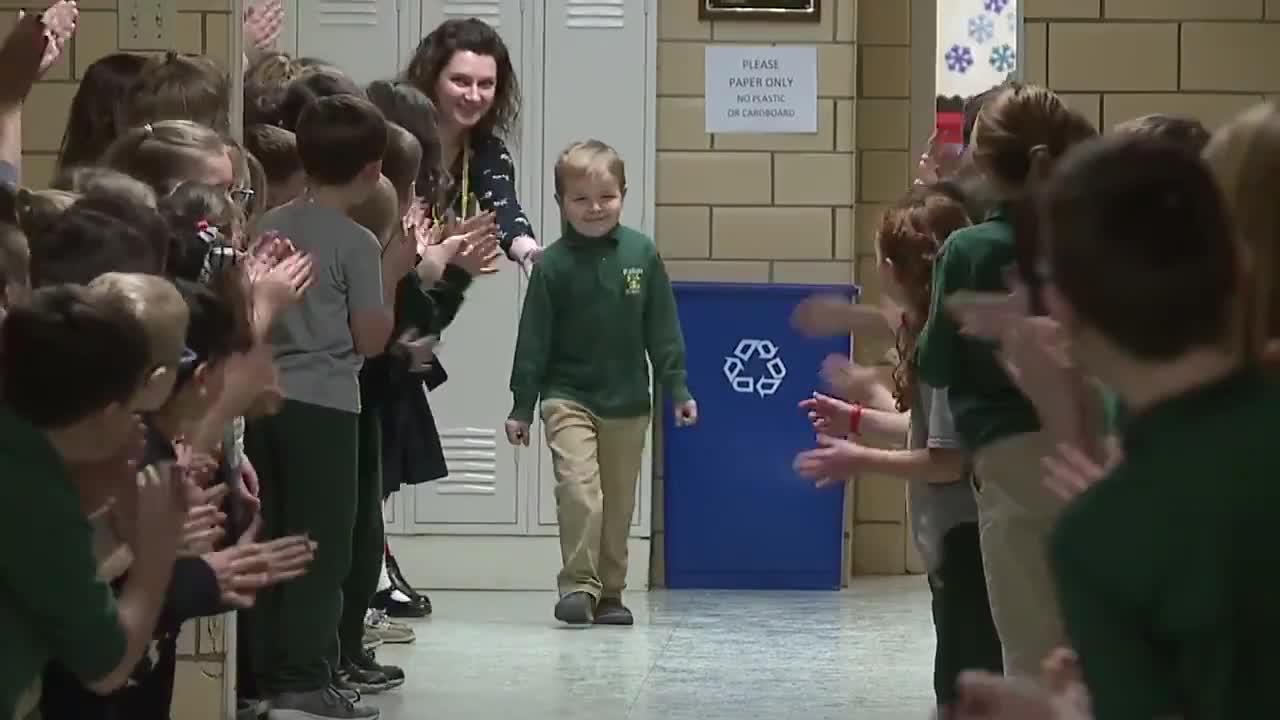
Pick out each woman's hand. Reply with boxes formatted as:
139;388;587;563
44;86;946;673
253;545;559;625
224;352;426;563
791;294;897;340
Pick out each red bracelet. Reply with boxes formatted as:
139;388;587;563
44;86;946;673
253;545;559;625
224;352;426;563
849;402;864;436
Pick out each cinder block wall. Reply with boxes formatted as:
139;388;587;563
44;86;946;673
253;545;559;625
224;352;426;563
654;0;922;578
1;0;233;190
1023;0;1279;131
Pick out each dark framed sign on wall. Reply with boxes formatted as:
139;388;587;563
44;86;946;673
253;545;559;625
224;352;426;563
699;1;821;22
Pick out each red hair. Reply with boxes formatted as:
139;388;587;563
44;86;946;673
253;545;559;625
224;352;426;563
877;186;972;411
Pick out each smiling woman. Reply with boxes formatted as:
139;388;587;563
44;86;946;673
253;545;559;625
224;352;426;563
404;19;539;272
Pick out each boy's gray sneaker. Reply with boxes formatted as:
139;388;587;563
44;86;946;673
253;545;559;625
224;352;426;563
266;686;379;719
553;591;595;625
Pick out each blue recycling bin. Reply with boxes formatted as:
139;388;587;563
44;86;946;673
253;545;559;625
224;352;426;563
663;282;858;591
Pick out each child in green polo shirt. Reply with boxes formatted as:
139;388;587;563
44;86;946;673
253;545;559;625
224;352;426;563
911;84;1096;678
1033;132;1280;719
506;139;697;626
0;284;186;720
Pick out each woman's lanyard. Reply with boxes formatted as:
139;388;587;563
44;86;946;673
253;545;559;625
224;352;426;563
433;145;470;224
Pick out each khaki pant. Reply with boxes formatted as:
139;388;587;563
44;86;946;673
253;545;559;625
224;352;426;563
541;399;649;599
973;431;1068;678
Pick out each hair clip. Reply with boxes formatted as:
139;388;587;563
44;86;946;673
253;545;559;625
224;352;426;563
196;219;221;245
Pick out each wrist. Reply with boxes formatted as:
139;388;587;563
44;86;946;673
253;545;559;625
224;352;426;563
849;402;864;436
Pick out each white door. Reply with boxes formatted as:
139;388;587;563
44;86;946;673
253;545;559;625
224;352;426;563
529;0;654;537
282;0;404;85
407;0;535;535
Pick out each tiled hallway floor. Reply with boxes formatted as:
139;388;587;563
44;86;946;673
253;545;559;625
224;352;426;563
367;576;936;720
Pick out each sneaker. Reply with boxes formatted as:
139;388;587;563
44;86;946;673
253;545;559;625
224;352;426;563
236;699;267;720
336;658;393;694
370;587;429;619
385;548;432;614
364;609;415;644
553;591;596;625
266;686;379;719
594;597;634;626
348;648;405;686
361;628;383;652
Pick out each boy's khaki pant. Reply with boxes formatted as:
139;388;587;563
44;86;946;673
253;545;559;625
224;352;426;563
540;399;649;599
972;431;1068;679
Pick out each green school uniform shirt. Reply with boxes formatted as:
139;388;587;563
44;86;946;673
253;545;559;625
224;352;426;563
1049;368;1280;720
0;410;126;720
508;223;691;423
912;208;1040;451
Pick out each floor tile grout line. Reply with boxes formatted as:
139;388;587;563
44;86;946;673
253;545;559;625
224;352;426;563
624;614;687;718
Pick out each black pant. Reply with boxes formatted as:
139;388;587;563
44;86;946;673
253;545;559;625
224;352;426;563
928;522;1003;708
244;400;360;693
337;409;384;662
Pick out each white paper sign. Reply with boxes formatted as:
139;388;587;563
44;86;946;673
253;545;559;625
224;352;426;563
704;45;818;134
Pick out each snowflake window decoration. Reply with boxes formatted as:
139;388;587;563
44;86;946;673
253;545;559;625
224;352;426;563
946;45;975;74
985;0;1010;13
968;14;995;44
989;43;1016;73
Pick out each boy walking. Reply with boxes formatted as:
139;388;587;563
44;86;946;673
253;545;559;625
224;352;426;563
246;95;415;720
506;140;697;626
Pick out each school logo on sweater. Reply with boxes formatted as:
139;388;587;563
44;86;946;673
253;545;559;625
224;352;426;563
622;267;644;295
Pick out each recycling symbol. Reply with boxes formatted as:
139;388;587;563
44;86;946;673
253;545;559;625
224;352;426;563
723;339;787;397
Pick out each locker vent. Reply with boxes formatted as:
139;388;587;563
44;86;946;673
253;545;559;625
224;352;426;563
437;427;499;495
566;0;624;28
442;1;504;27
318;0;378;26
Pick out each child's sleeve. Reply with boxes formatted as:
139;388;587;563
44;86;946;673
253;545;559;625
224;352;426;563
0;481;126;684
913;242;972;389
644;252;693;405
344;227;385;316
508;264;553;423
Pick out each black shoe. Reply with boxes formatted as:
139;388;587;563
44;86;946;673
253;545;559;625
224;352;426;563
385;548;432;614
553;591;596;625
371;587;429;619
349;648;405;686
336;658;393;694
594;597;634;626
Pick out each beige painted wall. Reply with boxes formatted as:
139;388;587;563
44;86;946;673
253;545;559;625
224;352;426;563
654;0;922;578
2;0;234;190
1024;0;1280;130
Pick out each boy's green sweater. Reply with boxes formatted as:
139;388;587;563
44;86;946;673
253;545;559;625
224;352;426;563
508;223;691;423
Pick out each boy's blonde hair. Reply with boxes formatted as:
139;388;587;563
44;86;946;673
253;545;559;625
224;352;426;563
348;175;400;245
1202;103;1280;362
88;272;189;367
553;139;626;197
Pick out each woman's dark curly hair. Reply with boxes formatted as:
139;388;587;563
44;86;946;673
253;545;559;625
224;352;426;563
403;18;520;140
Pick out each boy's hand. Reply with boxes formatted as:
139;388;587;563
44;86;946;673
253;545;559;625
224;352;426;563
674;400;698;428
133;462;188;555
793;434;863;487
395;329;438;372
1042;438;1121;502
798;392;854;436
454;233;502;277
243;0;283;52
382;226;419;277
504;419;530;446
253;251;314;319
